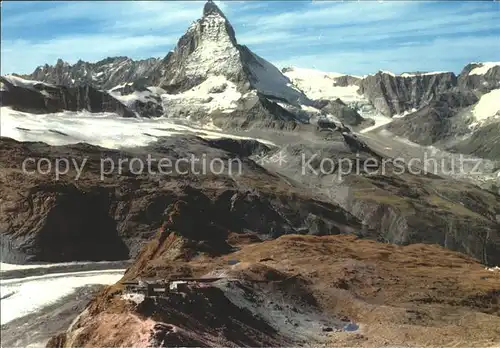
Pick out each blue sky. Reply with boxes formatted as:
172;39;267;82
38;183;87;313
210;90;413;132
1;1;499;75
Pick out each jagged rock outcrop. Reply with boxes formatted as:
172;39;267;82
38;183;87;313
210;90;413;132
449;122;500;160
313;98;372;127
331;75;363;87
107;82;165;118
0;75;136;117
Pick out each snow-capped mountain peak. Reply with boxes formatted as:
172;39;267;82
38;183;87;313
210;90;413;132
153;0;310;108
156;1;242;92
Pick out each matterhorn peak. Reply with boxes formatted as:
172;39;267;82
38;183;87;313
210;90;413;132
152;1;310;106
203;0;225;18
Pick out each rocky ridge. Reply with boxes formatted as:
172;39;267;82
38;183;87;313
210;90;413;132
26;56;161;91
0;136;367;263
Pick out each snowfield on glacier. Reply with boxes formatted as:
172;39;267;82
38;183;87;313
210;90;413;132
1;264;125;325
0;106;276;149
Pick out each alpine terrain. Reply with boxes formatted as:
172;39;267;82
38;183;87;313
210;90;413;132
0;2;499;347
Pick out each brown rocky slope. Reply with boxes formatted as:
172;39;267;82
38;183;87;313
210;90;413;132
1;133;500;265
0;136;365;263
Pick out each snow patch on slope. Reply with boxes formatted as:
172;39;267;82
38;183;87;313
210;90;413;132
246;54;310;106
284;67;350;80
400;72;450;78
472;89;500;122
109;86;166;108
379;70;396;77
469;62;500;76
161;75;242;114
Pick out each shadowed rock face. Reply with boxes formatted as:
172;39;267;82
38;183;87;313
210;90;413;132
385;89;479;145
313;98;371;127
449;122;500;160
2;130;499;265
1;1;499;268
359;71;458;117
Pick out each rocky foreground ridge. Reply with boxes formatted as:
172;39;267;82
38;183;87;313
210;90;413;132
46;200;500;347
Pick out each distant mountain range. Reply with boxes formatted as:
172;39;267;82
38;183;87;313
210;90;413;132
2;0;498;131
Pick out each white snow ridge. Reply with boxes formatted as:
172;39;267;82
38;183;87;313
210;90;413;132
469;62;500;76
245;58;311;106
